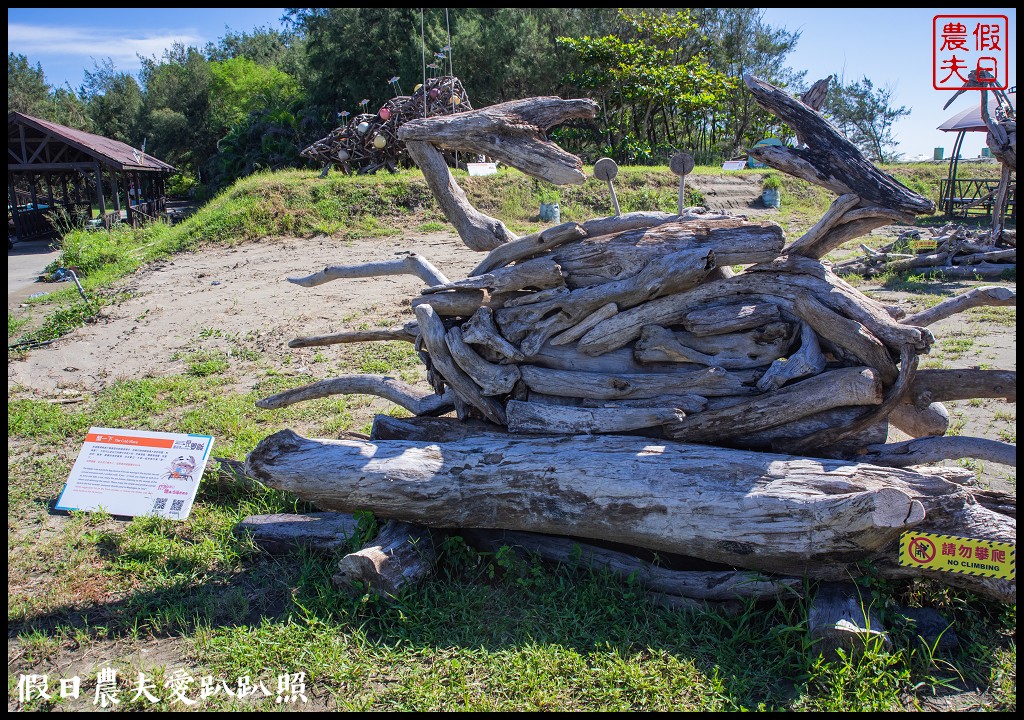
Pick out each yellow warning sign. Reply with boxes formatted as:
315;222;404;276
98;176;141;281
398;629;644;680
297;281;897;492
899;532;1015;580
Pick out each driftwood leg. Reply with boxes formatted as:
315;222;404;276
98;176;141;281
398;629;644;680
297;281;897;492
333;520;439;598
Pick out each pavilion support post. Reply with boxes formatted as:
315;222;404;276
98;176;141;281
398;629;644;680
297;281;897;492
9;174;24;239
94;163;106;219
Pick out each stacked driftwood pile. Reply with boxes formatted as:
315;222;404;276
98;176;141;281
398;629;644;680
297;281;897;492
243;74;1015;614
300;76;472;175
834;224;1016;280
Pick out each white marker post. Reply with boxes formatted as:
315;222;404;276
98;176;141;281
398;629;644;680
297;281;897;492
670;151;695;216
593;157;621;216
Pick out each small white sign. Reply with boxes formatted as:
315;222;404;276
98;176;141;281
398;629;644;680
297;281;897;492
55;427;214;520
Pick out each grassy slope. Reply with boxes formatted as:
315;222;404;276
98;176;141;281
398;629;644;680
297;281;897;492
8;163;1015;711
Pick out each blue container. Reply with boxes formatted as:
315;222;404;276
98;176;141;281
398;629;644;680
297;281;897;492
762;188;781;209
539;202;560;223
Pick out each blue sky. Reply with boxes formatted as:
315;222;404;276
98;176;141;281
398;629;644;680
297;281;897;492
7;7;1016;161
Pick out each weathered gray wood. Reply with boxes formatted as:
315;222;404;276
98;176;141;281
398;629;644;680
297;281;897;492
424;256;566;295
808;582;890;660
411;289;510;317
787;346;917;455
399;96;599;184
578;210;732;238
633;323;795;370
863;436;1017;468
665;367;883;443
551;219;784;288
256;374;453;416
506;399;682;434
461;307;526;362
405;140;517;251
470;222;587;276
683;301;781;337
550;303;618;346
912;263;1016;280
888;402;950;438
909;369;1016;404
579;264;931;358
288;253;449;288
804;213;915;260
289;321;419;348
234;512;361;553
519;365;760;400
464;529;801;601
743;74;935;215
445;326;521;395
531;343;668;374
786;193;860;257
791;293;899;385
245;430;1014;601
738;408;889;455
902;286;1016;326
755;321;827;391
370;415;507;443
495;247;715;356
334;520;438;599
414;303;507;424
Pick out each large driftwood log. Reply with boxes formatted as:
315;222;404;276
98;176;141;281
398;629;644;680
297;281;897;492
246;430;1015;602
399;97;599;185
549;220;784;288
663;367;882;443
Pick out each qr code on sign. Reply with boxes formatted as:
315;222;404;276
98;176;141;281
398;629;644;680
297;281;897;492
170;499;185;514
152;497;168;511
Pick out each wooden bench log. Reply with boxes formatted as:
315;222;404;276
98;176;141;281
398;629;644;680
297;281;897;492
246;430;1015;602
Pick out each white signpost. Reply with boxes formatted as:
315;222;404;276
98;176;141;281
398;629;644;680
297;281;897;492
56;427;214;520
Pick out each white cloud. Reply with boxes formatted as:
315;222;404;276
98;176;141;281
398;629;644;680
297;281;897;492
8;22;204;71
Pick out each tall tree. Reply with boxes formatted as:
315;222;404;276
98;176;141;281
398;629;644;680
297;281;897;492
824;75;910;162
558;10;733;163
8;53;51;117
140;43;215;175
81;59;144;144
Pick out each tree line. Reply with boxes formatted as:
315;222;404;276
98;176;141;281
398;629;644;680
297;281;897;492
7;8;909;196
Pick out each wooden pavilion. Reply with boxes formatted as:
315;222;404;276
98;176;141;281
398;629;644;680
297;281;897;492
8;112;175;242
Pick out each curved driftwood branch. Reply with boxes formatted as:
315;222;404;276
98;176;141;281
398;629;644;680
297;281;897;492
288;253;449;287
464;529;802;601
863;436;1017;468
245;430;1014;602
256;375;453;416
470;222;587;276
399;96;599;184
289;321;419;348
414;302;507;424
743;74;934;215
405;140;518;251
902;286;1016;326
785;193;860;257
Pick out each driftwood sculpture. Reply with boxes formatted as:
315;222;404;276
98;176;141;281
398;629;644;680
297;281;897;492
246;74;1015;605
300;76;473;175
